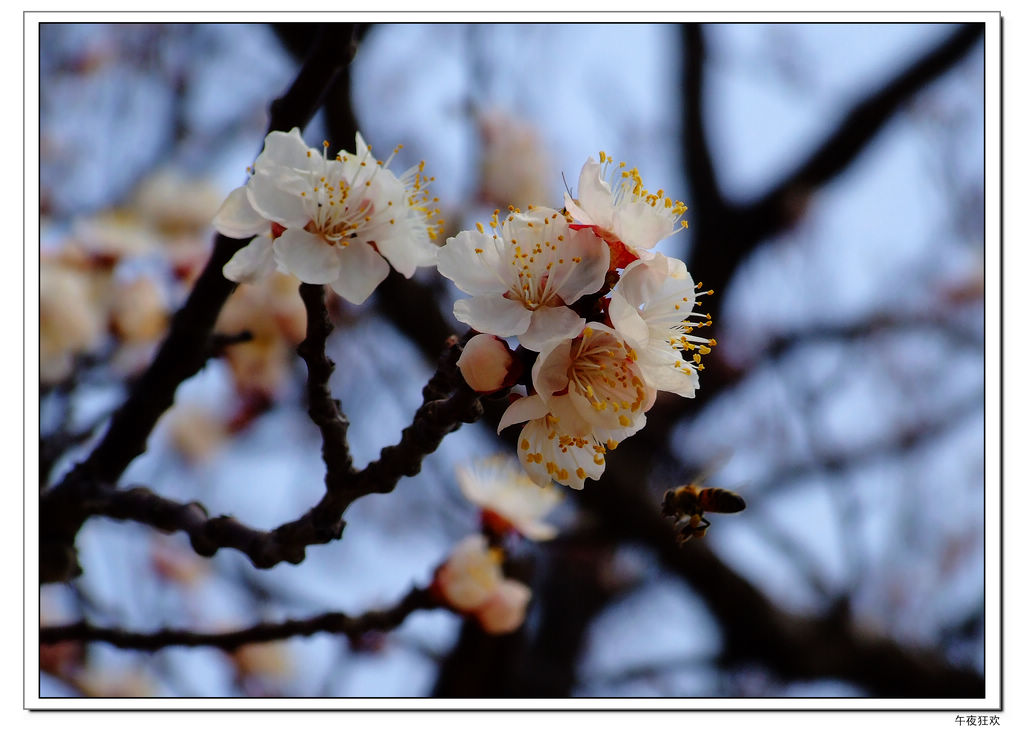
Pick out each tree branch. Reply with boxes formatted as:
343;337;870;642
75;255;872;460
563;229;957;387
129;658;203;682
743;23;984;238
681;24;726;225
686;23;984;302
45;334;482;571
296;284;355;485
40;585;438;652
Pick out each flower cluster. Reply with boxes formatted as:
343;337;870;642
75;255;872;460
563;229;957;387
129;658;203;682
442;152;715;489
214;128;442;305
209;130;714;490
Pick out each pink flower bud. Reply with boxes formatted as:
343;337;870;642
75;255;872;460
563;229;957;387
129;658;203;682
457;334;521;394
475;579;532;635
431;535;503;611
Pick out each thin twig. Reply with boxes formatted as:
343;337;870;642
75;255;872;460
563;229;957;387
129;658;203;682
61;334;481;570
40;586;438;652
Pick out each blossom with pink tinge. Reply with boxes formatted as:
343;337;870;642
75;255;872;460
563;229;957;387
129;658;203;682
432;535;504;612
475;579;532;635
564;152;688;261
498;323;649;489
432;534;533;635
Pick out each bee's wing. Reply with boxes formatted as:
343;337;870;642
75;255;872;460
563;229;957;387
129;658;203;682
688;447;734;487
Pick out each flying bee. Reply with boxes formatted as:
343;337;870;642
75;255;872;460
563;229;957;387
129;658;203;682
662;483;746;545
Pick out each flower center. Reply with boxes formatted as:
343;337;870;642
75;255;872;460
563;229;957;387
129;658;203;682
568;327;646;423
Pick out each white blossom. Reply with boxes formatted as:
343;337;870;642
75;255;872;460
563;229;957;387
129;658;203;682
608;253;715;398
564;153;688;261
497;323;649;489
214;128;441;304
437;207;608;351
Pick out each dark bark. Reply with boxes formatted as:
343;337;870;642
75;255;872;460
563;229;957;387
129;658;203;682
41;586;438;652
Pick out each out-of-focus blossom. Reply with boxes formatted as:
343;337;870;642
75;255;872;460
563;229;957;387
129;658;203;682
230;642;293;681
474;578;532;635
165;404;229;463
477;108;553;210
40;259;106;383
50;168;223;290
608;253;715;398
456;334;521;394
71;210;156;265
110;275;168;344
215;128;442;304
456;455;562;540
215;272;306;406
438;207;608;351
498;323;647;489
134;169;223;237
432;534;503;612
431;534;533;635
150;537;209;586
39;595;84;679
74;669;155;698
564;153;688;264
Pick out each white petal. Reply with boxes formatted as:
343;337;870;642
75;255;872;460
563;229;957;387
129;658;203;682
563;192;593;226
329;239;390;304
545;393;593;437
550;226;610;304
644;363;698;398
638;344;699;398
355;131;370;159
222;235;276;283
517;420;558;487
617;257;665;307
254;128;314;174
453;294;532;337
497;394;548;433
247;171;309;228
375;226;437;277
437;230;507;295
518;307;584;352
531;339;573;399
213;186;269;239
608;290;650;349
273;228;341;284
613;200;674;251
518;418;604;491
574;158;614;229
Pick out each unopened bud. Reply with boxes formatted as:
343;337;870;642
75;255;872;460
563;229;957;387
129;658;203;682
457;334;521;394
475;579;532;635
